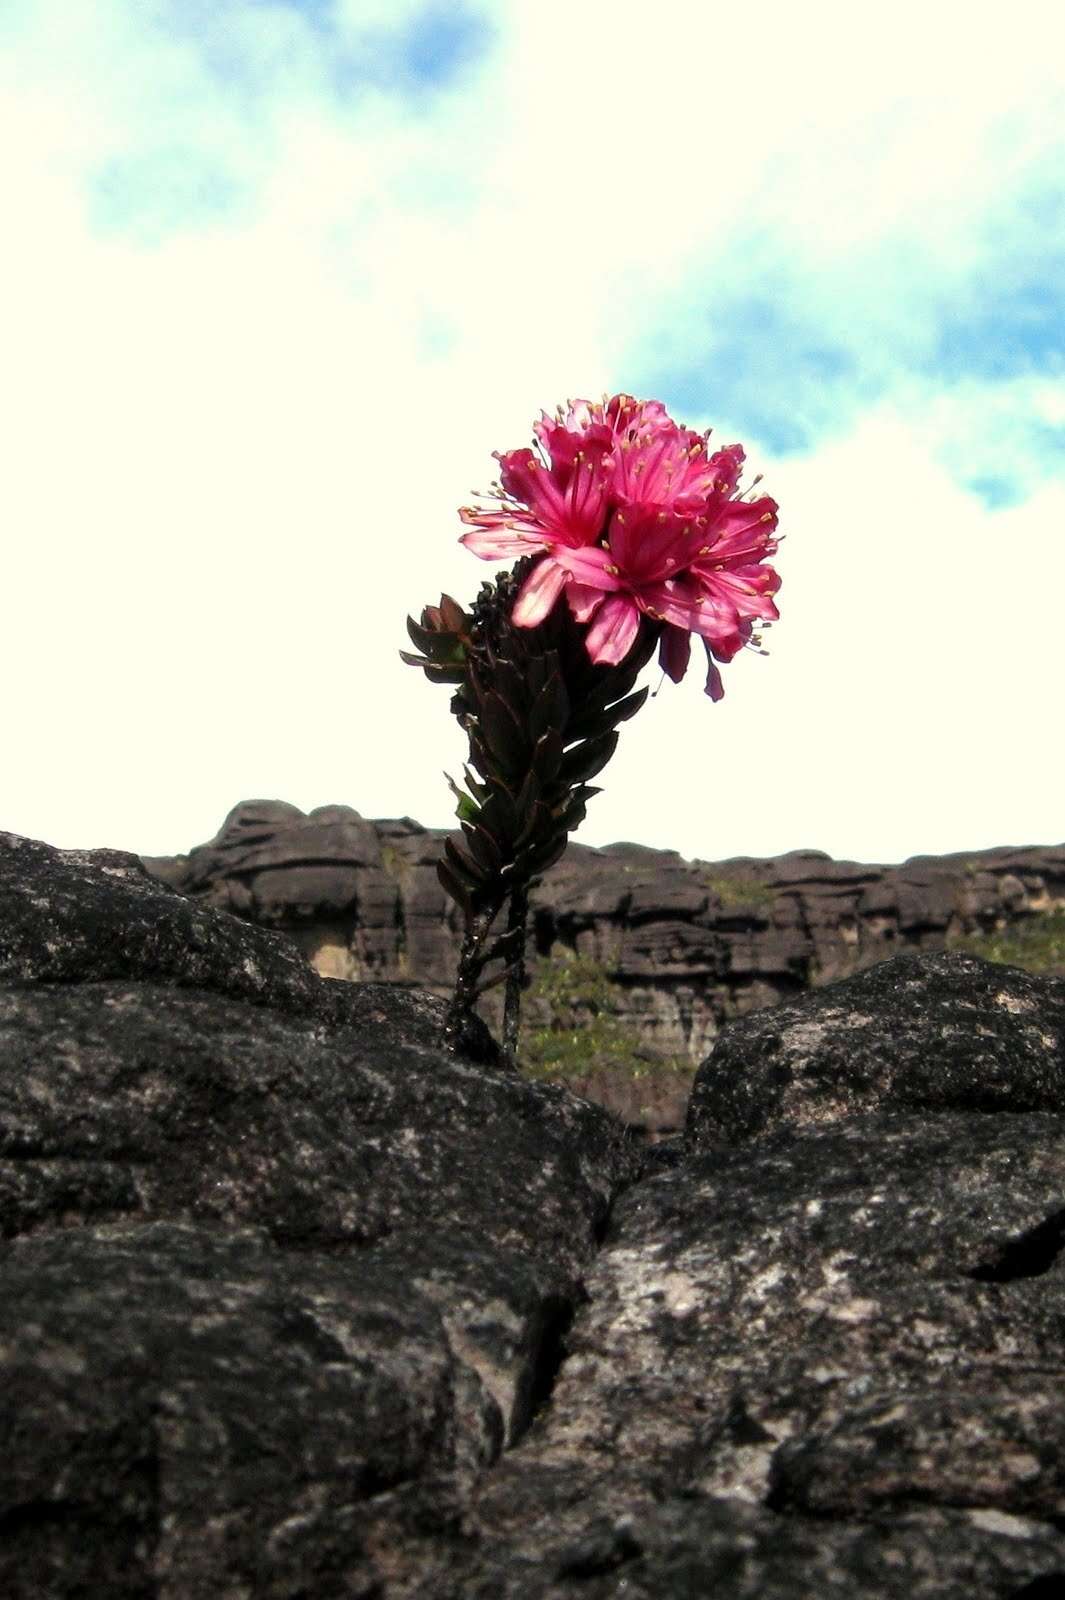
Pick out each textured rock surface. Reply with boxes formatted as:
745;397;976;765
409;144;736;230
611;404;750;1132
0;831;636;1598
5;827;1065;1596
688;950;1065;1146
144;800;1065;1078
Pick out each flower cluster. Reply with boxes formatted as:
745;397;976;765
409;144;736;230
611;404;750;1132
460;394;781;699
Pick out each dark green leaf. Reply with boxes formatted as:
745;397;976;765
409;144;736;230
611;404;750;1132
399;651;466;684
525;832;570;876
475;693;526;774
438;594;469;634
558;730;618;788
445;772;480;823
436;858;471;918
463;821;505;874
530;669;569;744
530;727;564;788
479;783;519;847
567;687;648;744
444;836;488;888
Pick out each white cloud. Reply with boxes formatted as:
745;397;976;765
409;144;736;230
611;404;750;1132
1;0;1062;862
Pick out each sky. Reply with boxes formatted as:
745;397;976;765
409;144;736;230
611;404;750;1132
2;0;1063;867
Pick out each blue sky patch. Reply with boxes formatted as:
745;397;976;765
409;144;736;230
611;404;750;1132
88;150;248;244
964;476;1026;510
156;1;494;106
929;275;1065;383
331;4;494;102
632;295;875;456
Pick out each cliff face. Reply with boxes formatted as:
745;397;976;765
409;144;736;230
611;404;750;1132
144;801;1065;1069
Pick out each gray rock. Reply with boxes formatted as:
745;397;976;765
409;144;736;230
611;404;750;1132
687;950;1065;1147
425;1110;1065;1595
0;830;637;1598
0;828;499;1064
6;827;1065;1597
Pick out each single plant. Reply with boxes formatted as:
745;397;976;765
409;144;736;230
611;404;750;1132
403;394;782;1064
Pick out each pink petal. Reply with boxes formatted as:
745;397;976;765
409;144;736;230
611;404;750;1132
566;582;606;624
512;557;568;627
552;543;625;588
585;595;641;666
707;444;745;494
459;521;545;560
703;645;725;701
703;496;779;561
701;566;781;622
658;624;691;684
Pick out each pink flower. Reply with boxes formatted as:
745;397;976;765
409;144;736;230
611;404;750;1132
459;394;781;698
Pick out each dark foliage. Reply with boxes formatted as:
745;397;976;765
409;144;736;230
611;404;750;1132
403;562;658;1041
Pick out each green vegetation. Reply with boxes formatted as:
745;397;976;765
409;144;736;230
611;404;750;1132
948;910;1065;977
379;843;413;882
701;873;775;912
519;951;690;1081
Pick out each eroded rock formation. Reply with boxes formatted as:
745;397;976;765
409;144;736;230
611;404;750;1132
3;828;1065;1595
144;802;1065;1132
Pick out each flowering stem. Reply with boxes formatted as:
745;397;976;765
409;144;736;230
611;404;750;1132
442;902;502;1054
501;881;529;1070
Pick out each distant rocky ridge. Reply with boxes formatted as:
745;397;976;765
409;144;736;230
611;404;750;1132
144;802;1065;1080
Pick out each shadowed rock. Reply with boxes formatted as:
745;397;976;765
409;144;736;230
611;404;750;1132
4;828;1065;1597
0;830;637;1598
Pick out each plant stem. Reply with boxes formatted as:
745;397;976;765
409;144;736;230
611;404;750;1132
501;881;529;1070
442;903;500;1054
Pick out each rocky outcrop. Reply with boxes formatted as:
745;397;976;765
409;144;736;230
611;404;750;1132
4;828;1065;1596
144;802;1065;1076
0;830;635;1597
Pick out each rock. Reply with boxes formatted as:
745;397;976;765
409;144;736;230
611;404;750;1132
687;950;1065;1147
5;827;1065;1596
143;802;1065;1135
0;830;637;1598
419;1113;1065;1596
0;828;499;1065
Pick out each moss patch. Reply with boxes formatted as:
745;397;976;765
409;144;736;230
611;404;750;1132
948;910;1065;978
379;844;413;882
519;951;689;1081
701;873;775;912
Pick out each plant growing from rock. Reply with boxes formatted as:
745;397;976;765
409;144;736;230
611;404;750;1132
404;394;782;1065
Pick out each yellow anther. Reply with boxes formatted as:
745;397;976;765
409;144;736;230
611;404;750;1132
605;564;620;575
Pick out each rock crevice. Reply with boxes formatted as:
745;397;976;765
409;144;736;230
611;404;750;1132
4;825;1065;1596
